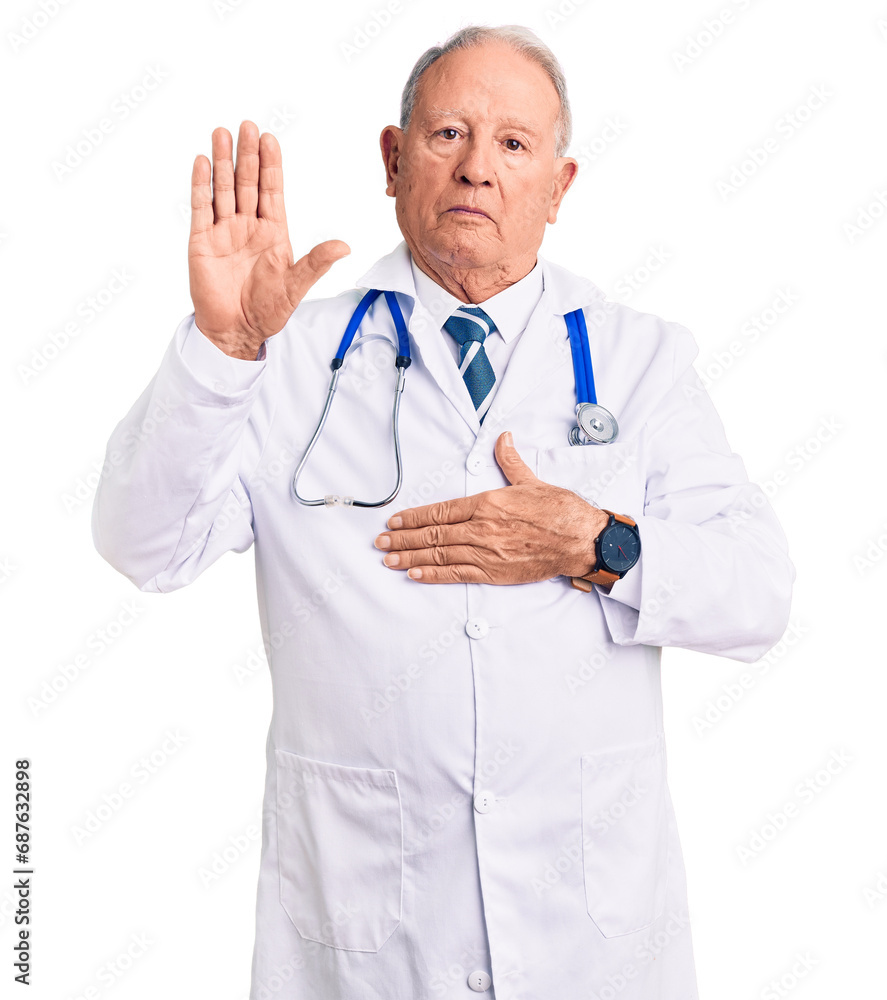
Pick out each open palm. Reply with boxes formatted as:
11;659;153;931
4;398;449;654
188;121;349;359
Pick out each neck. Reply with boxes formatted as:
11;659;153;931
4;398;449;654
410;244;536;304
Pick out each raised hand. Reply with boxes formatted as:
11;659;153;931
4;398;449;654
188;120;350;359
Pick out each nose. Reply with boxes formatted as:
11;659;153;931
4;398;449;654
456;135;493;186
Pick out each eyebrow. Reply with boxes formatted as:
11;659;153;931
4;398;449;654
419;106;542;137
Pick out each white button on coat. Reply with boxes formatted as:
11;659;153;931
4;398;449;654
92;241;794;1000
474;791;496;814
468;970;492;991
465;618;490;639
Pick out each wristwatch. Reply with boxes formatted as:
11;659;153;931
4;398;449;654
570;510;641;594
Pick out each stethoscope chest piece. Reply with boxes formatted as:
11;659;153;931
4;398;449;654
571;402;619;445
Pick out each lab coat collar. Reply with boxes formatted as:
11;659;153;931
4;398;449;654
356;242;608;439
356;241;607;316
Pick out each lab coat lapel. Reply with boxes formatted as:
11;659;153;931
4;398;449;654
356;243;487;438
480;259;609;437
407;299;483;435
480;289;568;435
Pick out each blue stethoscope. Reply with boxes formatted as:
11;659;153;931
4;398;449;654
291;288;618;508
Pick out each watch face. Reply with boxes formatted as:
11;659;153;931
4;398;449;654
599;523;640;574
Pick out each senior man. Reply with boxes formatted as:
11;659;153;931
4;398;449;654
93;24;793;1000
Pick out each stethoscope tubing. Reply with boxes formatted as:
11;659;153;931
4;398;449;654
292;289;410;507
291;288;616;508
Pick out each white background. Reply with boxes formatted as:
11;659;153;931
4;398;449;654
3;0;886;998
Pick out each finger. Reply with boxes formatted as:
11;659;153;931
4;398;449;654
190;154;213;237
374;521;478;553
234;120;260;216
380;544;488;572
405;564;493;584
284;240;351;306
386;495;480;531
211;126;236;221
495;431;538;486
257;131;285;222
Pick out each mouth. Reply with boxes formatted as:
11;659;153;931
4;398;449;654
446;205;491;219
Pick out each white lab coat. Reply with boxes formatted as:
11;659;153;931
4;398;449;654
93;241;794;1000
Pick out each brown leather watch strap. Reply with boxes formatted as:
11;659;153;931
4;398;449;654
570;509;637;594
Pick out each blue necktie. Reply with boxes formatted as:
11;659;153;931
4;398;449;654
443;306;497;423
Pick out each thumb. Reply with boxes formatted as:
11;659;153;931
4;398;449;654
495;431;538;486
285;240;351;304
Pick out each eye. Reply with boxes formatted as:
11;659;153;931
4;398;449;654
438;128;459;140
504;138;524;151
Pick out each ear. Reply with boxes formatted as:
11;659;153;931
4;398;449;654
380;125;404;198
547;157;579;224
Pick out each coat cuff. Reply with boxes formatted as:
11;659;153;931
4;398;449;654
180;315;266;392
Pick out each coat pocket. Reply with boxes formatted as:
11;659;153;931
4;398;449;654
275;749;403;952
535;441;641;511
580;734;668;937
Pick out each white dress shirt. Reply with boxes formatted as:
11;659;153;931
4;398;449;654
409;255;544;377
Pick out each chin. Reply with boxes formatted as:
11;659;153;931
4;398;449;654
429;231;498;270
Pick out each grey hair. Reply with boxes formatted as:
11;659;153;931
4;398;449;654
399;25;572;157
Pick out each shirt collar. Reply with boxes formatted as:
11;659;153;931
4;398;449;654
409;255;543;343
356;240;607;317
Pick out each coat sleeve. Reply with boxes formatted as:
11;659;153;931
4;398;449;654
91;314;272;593
598;325;795;663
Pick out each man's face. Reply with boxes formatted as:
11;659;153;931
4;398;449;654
381;42;578;278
